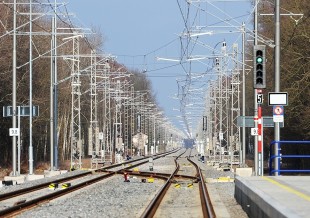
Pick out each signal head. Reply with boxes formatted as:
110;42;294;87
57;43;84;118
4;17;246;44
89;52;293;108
253;45;266;89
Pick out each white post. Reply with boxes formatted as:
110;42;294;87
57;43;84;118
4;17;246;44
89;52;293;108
29;0;34;175
144;144;148;155
18;106;21;175
12;0;17;177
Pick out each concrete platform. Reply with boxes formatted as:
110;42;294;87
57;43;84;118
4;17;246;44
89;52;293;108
235;176;310;218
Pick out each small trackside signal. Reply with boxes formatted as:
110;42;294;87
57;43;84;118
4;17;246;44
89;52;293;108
253;45;266;89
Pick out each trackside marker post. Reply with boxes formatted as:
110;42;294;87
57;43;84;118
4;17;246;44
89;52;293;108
124;172;129;182
255;89;264;176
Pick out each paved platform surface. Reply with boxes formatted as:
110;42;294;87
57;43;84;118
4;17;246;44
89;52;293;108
235;176;310;218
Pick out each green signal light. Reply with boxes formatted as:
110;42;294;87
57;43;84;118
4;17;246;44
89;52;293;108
256;57;263;63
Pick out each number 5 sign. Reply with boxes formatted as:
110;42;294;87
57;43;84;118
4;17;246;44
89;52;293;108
257;94;263;104
9;128;19;136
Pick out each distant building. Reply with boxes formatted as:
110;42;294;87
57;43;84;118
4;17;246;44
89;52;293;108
183;139;195;148
132;133;148;154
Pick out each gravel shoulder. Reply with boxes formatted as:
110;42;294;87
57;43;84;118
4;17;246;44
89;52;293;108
193;155;248;218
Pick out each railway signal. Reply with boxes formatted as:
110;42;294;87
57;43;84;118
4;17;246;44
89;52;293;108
254;45;266;89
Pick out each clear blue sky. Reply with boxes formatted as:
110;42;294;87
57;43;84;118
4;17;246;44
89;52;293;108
67;0;253;132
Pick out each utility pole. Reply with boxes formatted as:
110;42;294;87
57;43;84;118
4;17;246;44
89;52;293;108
28;0;34;175
274;0;281;176
50;12;54;171
50;5;57;171
242;22;246;166
53;0;58;170
12;0;17;176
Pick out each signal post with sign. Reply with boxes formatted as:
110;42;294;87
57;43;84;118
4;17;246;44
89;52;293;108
254;45;266;176
268;92;287;176
3;105;39;176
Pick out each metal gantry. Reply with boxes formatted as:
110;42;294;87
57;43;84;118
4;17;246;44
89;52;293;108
230;44;241;164
4;0;184;176
130;86;135;155
173;0;249;168
123;82;132;156
219;43;229;161
114;79;123;162
70;34;82;170
89;51;101;168
103;63;113;163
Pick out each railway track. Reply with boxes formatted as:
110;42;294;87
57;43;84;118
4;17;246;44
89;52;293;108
0;148;216;217
141;149;216;218
0;150;179;217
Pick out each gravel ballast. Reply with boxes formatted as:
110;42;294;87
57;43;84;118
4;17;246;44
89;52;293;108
0;149;248;218
18;175;164;218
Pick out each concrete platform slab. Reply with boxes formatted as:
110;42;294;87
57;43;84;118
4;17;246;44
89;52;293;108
44;170;61;177
235;176;310;218
235;168;253;177
4;175;26;184
26;174;45;181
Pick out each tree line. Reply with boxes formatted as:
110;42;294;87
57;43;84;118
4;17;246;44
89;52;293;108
0;2;155;171
244;0;310;169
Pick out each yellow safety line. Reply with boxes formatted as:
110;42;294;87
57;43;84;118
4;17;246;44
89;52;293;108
262;176;310;201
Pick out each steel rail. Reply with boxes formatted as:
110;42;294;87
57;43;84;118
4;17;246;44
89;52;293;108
140;150;187;217
188;157;216;218
0;149;178;202
0;172;115;217
198;167;216;218
0;171;92;201
0;150;180;217
140;162;180;218
98;148;179;171
122;170;198;181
